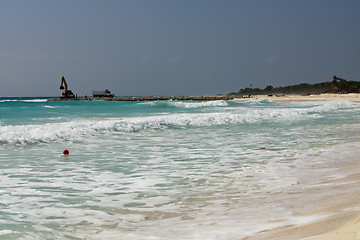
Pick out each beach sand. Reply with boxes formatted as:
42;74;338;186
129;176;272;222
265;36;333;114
247;169;360;239
234;93;360;102
240;93;360;239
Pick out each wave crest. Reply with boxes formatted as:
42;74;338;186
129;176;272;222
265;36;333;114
171;100;229;108
1;100;357;145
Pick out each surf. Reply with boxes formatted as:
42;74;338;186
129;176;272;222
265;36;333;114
0;100;357;145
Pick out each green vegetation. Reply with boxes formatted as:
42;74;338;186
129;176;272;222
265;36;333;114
229;81;360;96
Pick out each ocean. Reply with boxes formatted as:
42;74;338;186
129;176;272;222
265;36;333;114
0;97;359;239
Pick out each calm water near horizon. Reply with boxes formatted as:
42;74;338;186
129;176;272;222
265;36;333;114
0;97;359;239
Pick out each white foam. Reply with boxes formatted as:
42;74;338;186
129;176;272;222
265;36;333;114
0;99;48;103
307;100;358;112
0;100;18;102
137;101;156;106
0;230;16;236
172;100;229;108
44;105;56;108
22;99;48;102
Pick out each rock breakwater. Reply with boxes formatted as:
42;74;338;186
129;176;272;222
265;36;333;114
47;95;235;102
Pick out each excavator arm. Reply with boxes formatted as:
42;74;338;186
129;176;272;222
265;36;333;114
60;75;68;91
59;75;75;98
332;75;349;93
333;75;347;83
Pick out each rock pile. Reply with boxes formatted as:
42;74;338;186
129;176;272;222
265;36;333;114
47;95;235;102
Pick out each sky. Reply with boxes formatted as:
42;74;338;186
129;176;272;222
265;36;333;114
1;0;359;97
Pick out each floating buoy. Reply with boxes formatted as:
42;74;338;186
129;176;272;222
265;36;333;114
63;149;69;155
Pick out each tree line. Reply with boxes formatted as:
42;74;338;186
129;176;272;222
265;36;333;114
229;81;360;96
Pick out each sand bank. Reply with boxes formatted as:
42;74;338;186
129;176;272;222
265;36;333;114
234;93;360;102
246;161;360;240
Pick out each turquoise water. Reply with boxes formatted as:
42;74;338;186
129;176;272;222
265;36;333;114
0;97;360;239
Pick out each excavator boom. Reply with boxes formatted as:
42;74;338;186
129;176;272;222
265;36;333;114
332;75;349;93
60;76;68;91
333;75;347;82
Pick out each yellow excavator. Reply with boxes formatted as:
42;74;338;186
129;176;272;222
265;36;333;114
60;75;75;98
333;75;360;93
332;75;350;93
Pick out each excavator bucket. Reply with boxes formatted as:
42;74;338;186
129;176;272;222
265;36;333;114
60;85;65;90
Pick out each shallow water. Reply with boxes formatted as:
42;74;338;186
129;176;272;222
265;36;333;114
0;98;359;239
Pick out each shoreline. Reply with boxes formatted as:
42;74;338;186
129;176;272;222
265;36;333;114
246;152;360;240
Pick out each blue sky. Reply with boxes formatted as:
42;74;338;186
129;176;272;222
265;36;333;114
1;0;359;97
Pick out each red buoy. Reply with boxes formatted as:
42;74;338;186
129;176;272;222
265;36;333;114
63;149;69;155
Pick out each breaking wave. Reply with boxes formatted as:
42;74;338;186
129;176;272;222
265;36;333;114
0;99;48;103
171;100;229;108
0;100;357;145
137;100;228;109
44;105;56;109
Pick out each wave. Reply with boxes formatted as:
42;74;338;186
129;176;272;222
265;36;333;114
307;100;358;112
23;99;48;102
240;99;273;104
171;100;229;108
137;100;229;109
0;101;356;145
0;100;18;103
0;99;48;103
44;105;56;109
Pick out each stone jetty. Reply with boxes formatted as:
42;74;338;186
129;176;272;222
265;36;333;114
47;95;235;102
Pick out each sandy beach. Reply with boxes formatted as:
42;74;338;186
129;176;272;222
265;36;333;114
240;93;360;240
247;165;360;239
234;93;360;103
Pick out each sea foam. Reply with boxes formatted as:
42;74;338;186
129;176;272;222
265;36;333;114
0;99;48;103
171;100;229;108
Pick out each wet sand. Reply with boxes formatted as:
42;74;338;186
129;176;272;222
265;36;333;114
246;167;360;239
